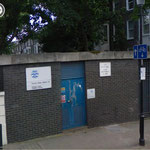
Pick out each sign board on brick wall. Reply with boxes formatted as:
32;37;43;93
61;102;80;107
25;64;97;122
87;89;95;99
140;67;146;80
100;62;111;77
26;66;52;91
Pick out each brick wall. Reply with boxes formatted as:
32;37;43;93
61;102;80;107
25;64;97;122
85;60;139;128
3;63;62;143
2;58;140;143
0;67;3;91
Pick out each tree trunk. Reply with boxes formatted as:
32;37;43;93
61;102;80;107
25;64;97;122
78;22;88;51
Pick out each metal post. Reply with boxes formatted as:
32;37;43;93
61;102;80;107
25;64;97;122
139;5;145;146
139;6;143;44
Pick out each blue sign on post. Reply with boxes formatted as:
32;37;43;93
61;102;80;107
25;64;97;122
134;45;138;59
134;44;147;59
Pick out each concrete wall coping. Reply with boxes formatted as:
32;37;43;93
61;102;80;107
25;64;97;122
0;51;142;66
0;92;5;96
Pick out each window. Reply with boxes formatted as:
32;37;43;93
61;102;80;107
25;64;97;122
143;10;150;35
103;25;109;42
127;20;134;40
126;0;134;11
113;0;119;11
143;16;150;34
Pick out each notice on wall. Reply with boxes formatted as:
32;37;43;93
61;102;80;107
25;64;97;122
87;89;95;99
61;87;66;94
100;62;111;77
26;66;52;91
61;95;66;103
140;67;146;80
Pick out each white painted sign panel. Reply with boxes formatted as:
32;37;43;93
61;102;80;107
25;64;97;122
100;62;111;77
87;89;95;99
140;67;146;80
26;66;52;91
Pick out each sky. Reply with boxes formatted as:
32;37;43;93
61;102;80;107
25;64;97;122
11;4;57;43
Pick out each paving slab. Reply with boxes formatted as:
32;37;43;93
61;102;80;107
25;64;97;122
3;119;150;149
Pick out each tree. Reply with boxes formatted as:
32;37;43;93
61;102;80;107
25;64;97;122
0;0;132;53
0;0;34;54
113;7;127;51
34;0;114;52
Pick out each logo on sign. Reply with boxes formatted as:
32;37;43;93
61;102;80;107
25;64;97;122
31;70;39;78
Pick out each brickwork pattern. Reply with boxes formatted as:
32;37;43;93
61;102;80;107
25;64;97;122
85;60;139;128
3;63;62;143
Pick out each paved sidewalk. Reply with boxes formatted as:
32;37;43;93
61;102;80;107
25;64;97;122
3;119;150;149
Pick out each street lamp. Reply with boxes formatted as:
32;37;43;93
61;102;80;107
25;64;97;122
136;0;145;146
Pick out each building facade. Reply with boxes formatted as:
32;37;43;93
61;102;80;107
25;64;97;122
12;39;42;54
98;0;150;51
0;52;142;145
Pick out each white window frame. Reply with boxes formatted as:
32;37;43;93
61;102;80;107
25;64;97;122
126;0;134;11
113;0;119;11
103;24;109;43
127;20;134;40
143;10;150;36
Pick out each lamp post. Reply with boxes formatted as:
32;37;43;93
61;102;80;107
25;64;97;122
136;0;145;146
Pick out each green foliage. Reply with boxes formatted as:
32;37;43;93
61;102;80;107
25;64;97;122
35;0;114;52
113;7;128;51
0;0;33;54
0;0;137;53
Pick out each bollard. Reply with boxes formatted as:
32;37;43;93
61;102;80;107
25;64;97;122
0;124;2;149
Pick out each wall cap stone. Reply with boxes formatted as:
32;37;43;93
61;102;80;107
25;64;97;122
0;92;5;96
0;51;141;66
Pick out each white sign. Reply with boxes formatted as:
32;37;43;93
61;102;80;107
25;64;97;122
140;67;146;80
26;66;52;91
87;89;95;99
100;62;111;77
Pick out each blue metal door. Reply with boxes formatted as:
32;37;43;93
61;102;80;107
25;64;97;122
61;62;86;130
